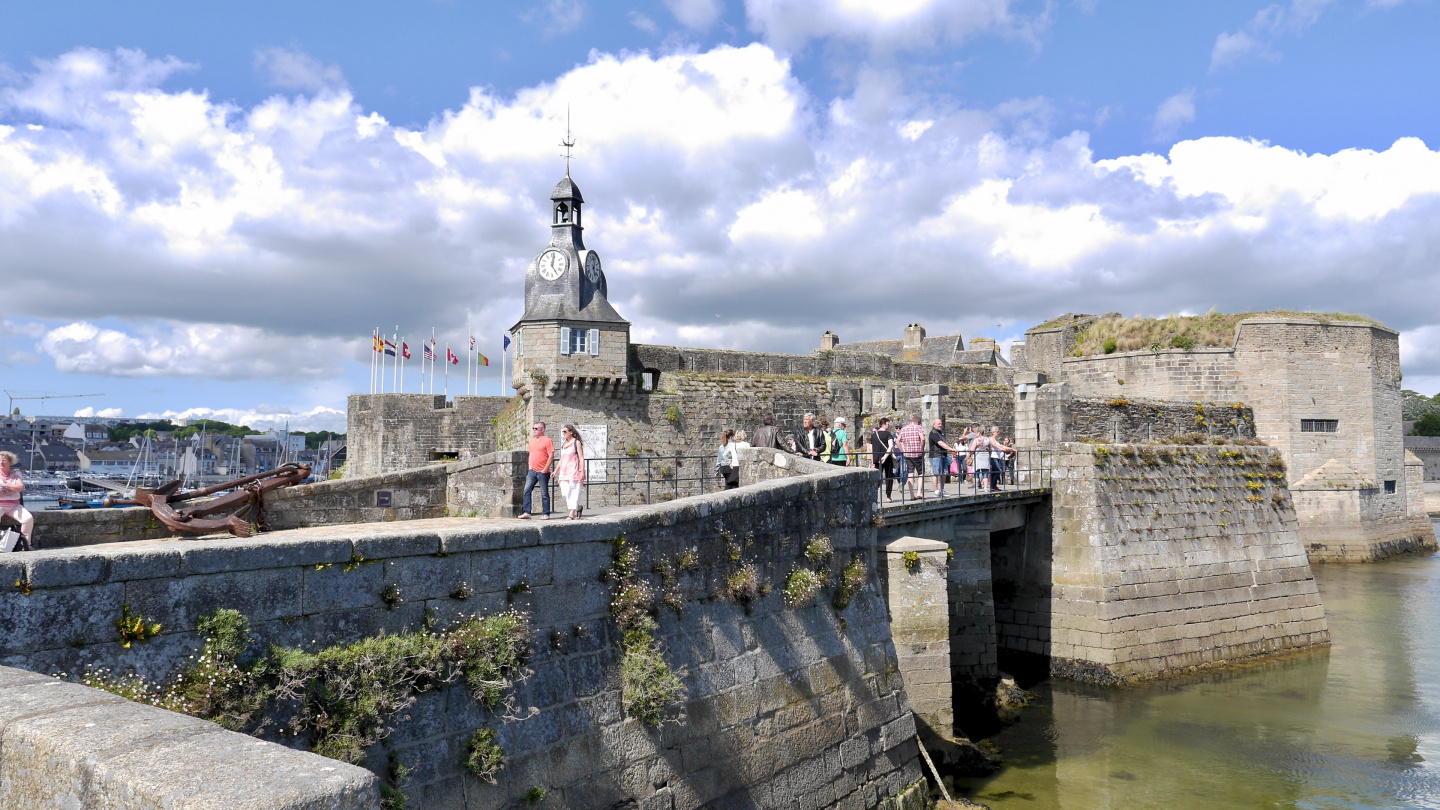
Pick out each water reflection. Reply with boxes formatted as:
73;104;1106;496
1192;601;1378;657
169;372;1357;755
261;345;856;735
960;542;1440;809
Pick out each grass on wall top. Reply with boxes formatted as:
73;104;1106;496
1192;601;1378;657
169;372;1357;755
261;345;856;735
1068;310;1378;357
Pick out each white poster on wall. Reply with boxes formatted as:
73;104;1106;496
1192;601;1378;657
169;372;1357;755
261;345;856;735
576;424;607;482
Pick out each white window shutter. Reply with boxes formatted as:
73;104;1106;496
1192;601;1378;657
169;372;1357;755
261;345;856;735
560;326;571;355
589;328;600;356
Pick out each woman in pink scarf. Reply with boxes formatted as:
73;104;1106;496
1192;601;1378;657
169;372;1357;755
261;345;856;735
556;425;587;520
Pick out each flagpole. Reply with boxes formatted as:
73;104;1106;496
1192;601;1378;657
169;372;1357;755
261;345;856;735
501;335;505;397
371;328;378;395
392;327;399;394
430;327;436;396
400;337;406;394
444;343;450;397
467;328;472;397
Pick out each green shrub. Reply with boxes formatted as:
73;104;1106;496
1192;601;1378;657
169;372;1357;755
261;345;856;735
725;564;760;605
463;728;505;782
1414;413;1440;436
116;604;161;648
1102;338;1118;354
783;568;822;607
831;557;867;610
1169;335;1197;350
804;535;833;562
901;550;921;574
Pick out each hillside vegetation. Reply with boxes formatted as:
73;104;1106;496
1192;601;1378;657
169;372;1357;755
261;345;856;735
1071;310;1377;357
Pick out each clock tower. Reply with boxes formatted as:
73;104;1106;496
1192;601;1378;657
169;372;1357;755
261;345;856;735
510;173;632;399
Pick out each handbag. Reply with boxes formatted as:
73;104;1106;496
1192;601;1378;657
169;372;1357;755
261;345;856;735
949;458;960;475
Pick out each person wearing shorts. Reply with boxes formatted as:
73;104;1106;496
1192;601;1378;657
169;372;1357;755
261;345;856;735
896;414;926;499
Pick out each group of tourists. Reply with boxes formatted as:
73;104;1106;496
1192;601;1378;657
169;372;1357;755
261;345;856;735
866;416;1016;502
518;411;1018;520
737;412;1016;502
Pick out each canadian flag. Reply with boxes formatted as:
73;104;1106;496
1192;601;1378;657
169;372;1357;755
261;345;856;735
447;348;459;365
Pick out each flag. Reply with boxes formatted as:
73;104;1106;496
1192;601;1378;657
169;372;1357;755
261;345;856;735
469;335;476;350
402;342;411;360
423;344;436;361
383;339;396;357
503;335;511;349
478;354;490;366
373;336;383;353
447;348;459;365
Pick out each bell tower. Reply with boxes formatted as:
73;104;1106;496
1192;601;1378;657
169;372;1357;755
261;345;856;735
509;161;631;401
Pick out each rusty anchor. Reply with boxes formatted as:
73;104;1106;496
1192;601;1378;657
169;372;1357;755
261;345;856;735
117;463;312;538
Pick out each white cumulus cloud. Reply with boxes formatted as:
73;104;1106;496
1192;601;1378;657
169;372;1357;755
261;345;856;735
1151;89;1196;140
38;322;352;381
136;405;346;433
253;47;346;92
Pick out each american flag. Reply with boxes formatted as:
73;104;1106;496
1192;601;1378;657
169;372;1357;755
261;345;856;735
423;344;436;361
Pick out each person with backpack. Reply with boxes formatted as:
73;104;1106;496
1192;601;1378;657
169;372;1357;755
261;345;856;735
818;418;836;463
832;418;850;466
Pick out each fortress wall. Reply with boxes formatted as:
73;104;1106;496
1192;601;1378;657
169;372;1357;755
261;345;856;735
1066;396;1256;443
1046;443;1329;683
0;459;924;810
1058;348;1243;401
632;343;1011;387
345;394;513;477
1231;320;1432;560
1405;437;1440;481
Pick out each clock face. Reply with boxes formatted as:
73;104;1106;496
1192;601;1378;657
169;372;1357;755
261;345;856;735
536;249;568;281
584;251;602;282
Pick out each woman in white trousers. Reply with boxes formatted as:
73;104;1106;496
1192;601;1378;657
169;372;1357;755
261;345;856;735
556;425;587;520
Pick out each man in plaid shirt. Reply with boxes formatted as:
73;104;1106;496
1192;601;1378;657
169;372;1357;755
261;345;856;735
896;414;927;500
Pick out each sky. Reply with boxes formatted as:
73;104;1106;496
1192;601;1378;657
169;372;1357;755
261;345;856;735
1;0;1438;432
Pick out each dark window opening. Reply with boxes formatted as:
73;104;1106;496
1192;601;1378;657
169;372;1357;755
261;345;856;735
1384;480;1397;494
375;491;392;507
1300;419;1338;433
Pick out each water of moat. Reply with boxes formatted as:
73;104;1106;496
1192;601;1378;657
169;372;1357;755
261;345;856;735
958;521;1440;809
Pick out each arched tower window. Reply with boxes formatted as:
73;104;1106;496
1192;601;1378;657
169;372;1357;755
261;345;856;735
555;201;571;224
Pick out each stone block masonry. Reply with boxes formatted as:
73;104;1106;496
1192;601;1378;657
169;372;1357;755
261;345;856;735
346;394;514;477
0;453;924;809
1045;442;1330;683
0;665;378;809
882;537;956;762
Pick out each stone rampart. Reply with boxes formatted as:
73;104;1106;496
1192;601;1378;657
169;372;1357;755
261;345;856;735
1405;436;1440;481
0;454;924;810
632;343;1011;388
346;394;513;477
1044;442;1329;683
1025;317;1436;561
0;665;378;809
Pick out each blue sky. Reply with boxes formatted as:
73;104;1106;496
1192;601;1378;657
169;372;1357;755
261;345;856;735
2;0;1439;430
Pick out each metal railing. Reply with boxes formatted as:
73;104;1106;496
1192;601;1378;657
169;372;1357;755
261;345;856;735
847;445;1051;507
519;442;1051;516
532;454;728;514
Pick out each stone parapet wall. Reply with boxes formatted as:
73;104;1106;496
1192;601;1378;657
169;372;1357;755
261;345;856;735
31;452;529;548
1046;442;1330;683
882;537;955;760
632;343;1011;387
30;506;172;549
0;457;923;810
0;665;378;809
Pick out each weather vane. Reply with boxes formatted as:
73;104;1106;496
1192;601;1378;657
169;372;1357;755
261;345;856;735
560;105;576;177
